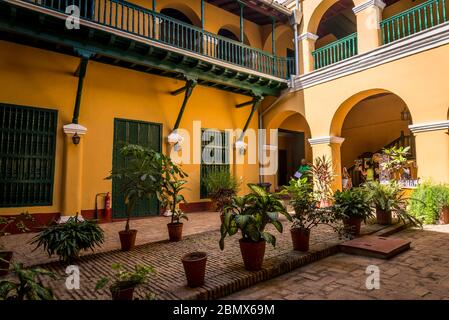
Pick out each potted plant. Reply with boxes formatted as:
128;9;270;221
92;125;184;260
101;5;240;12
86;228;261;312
96;263;154;300
181;251;207;288
364;181;422;227
32;214;104;263
219;184;291;271
0;262;56;300
333;188;373;236
0;212;34;276
282;178;338;251
158;154;189;242
107;144;163;251
310;155;334;207
203;170;240;219
408;181;449;224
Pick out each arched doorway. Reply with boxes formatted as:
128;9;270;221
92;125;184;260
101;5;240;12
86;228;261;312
159;7;202;52
335;91;416;187
274;113;312;190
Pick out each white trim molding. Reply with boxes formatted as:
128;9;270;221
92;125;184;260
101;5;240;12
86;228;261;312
63;123;87;136
353;0;386;14
308;136;345;145
409;120;449;133
293;21;449;91
298;32;319;41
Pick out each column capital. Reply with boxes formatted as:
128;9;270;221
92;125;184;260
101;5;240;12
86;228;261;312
409;120;449;133
308;136;345;145
298;32;319;42
63;123;87;136
353;0;386;14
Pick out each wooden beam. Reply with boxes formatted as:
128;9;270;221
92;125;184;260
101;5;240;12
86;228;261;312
173;78;197;130
238;95;263;141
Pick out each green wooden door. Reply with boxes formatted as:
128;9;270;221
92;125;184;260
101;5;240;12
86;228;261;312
112;118;162;219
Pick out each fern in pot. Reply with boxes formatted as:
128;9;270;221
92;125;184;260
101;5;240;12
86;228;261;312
219;184;291;271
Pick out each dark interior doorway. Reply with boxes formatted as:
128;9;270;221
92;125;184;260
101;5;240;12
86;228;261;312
277;129;305;187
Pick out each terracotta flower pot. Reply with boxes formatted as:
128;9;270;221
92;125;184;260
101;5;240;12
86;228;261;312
111;284;135;300
290;228;310;252
182;251;207;288
119;229;137;251
239;239;266;271
343;217;362;236
0;251;13;276
167;223;183;242
440;206;449;225
376;208;392;225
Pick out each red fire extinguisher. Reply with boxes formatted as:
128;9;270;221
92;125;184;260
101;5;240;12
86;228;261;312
104;192;112;222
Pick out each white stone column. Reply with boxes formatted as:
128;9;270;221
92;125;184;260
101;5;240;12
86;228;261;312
353;0;386;53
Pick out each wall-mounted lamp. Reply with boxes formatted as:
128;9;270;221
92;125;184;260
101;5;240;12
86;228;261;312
72;132;81;145
401;108;411;122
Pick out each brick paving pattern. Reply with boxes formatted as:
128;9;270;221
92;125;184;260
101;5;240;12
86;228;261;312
225;224;449;300
33;222;341;300
0;211;221;266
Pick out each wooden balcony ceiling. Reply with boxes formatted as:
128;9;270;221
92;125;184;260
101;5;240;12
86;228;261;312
0;1;287;97
205;0;291;25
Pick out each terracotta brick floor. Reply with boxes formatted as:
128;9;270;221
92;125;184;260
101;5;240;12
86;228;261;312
0;211;221;266
224;224;449;300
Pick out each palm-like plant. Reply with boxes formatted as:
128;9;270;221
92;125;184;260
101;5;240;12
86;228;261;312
219;184;291;249
107;144;162;232
364;181;422;227
158;153;188;224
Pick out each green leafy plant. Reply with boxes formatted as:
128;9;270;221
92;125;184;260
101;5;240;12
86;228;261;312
281;178;339;231
95;263;155;297
219;184;291;249
107;144;163;232
310;155;334;204
333;188;373;222
203;170;240;214
32;215;104;263
364;181;422;227
408;181;449;224
381;146;410;179
158;153;189;224
0;262;56;300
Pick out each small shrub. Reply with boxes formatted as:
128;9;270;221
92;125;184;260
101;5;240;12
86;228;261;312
409;182;449;224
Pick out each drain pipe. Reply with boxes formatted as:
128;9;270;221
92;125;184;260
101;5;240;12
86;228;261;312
258;88;292;183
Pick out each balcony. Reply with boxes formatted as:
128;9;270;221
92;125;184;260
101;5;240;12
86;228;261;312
311;0;447;70
0;0;293;96
381;0;447;44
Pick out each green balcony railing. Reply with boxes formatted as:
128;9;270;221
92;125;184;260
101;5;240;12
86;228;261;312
20;0;295;79
312;33;357;70
381;0;447;44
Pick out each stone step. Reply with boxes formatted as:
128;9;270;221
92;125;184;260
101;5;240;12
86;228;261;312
339;235;411;259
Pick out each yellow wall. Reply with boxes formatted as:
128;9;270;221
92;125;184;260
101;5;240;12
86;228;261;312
0;40;260;215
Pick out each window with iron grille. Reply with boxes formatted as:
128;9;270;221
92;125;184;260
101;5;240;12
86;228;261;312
200;129;230;199
0;104;57;207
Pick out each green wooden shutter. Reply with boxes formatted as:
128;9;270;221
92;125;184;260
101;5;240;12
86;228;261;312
112;118;161;218
0;104;57;207
200;129;230;198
